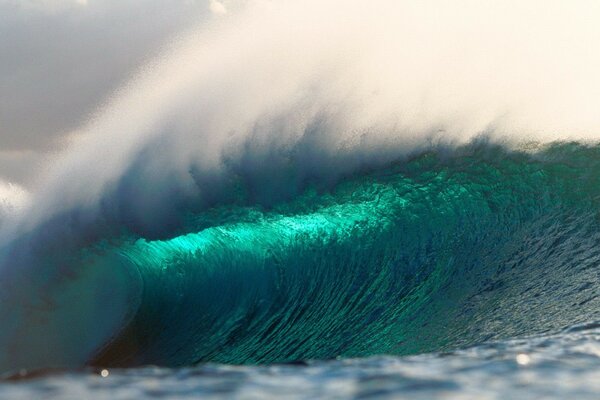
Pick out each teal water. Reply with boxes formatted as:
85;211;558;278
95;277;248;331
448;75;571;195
87;142;600;367
2;142;600;381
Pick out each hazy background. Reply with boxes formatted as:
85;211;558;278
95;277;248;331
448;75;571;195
0;0;226;186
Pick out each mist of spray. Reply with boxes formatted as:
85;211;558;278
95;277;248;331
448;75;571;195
0;0;595;236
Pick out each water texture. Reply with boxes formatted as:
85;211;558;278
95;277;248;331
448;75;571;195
2;323;600;399
2;2;600;397
3;143;600;376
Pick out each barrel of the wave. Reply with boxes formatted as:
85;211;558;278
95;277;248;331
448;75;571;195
1;146;599;372
93;160;536;367
0;237;143;374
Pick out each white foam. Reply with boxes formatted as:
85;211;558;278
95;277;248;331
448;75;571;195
11;0;600;233
0;181;29;213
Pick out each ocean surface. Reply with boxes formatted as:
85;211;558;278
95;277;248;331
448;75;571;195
2;323;600;399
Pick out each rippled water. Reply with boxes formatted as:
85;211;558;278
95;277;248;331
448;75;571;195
3;323;599;399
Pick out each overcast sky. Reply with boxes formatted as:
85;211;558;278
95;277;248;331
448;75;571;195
0;0;222;184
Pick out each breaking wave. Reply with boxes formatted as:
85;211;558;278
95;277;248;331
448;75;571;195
1;0;600;374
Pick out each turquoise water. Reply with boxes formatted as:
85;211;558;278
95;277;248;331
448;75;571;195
92;143;600;367
1;142;600;397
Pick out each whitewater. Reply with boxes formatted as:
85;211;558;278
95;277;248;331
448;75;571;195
2;1;600;398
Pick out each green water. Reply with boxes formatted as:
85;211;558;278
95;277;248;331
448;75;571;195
88;143;600;367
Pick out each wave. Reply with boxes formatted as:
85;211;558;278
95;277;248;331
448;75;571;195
2;143;600;373
87;143;600;366
2;0;600;374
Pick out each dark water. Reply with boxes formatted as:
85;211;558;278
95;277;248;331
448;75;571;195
1;143;600;397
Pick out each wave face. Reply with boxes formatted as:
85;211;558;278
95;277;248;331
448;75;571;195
3;0;600;375
12;142;591;369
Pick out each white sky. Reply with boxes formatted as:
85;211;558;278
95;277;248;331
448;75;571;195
0;0;218;184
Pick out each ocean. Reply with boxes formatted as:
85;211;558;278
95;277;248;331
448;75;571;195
2;311;600;399
2;1;600;398
2;143;600;398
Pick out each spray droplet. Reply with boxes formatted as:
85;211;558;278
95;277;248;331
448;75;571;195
100;369;110;378
516;354;531;366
